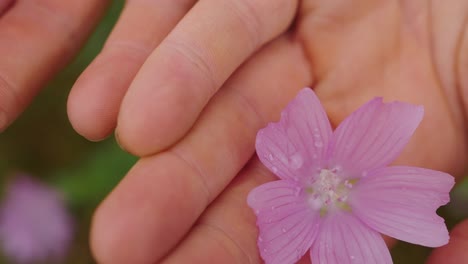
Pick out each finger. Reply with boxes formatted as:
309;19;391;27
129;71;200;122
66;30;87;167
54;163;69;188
426;220;468;264
67;0;196;141
116;0;299;156
161;158;317;264
0;0;108;131
160;158;270;264
91;37;312;264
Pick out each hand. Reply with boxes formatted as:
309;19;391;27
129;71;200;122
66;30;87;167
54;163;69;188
0;0;108;130
66;0;468;263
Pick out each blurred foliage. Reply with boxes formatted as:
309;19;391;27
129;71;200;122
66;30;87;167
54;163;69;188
0;0;466;263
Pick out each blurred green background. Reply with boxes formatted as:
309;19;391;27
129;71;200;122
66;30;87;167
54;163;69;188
0;1;466;263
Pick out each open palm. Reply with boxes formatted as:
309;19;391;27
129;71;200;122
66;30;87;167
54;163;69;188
74;1;467;263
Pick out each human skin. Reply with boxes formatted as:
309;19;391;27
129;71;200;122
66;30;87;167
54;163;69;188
0;0;467;263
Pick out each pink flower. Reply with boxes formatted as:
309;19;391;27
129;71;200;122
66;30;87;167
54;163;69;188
0;175;74;263
247;88;454;264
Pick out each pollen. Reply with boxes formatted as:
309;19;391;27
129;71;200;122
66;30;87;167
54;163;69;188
307;168;357;216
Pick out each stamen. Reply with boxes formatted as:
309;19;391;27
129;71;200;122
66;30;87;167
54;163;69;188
306;168;358;216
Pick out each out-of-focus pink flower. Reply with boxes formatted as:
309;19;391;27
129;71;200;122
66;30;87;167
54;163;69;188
247;88;454;264
0;175;74;263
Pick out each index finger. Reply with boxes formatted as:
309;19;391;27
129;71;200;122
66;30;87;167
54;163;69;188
0;0;108;131
116;0;299;156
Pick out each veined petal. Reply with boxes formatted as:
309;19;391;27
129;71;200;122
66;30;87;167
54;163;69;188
350;166;454;247
256;88;332;181
247;180;320;264
328;98;423;177
311;213;392;264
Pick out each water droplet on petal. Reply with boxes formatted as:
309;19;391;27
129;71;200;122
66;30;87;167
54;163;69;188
272;167;278;173
350;255;355;260
289;153;303;169
314;141;323;148
258;236;263;242
271;205;276;210
268;154;274;161
362;170;368;177
255;209;260;215
267;218;272;223
281;227;287;233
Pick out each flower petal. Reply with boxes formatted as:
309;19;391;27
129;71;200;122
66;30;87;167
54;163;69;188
328;98;424;177
247;180;321;264
350;166;454;247
311;213;392;264
256;88;332;181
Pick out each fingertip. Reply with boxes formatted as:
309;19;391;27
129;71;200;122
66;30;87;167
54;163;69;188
67;74;115;141
116;86;199;156
68;56;137;141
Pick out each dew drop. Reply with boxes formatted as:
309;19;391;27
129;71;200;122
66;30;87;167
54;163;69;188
289;153;303;170
362;170;368;177
314;141;323;148
255;209;260;215
268;154;274;161
350;255;355;260
281;227;287;233
272;166;278;173
271;205;276;210
267;218;273;223
259;236;263;242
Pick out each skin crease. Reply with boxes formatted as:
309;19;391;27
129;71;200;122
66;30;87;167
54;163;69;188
0;0;467;264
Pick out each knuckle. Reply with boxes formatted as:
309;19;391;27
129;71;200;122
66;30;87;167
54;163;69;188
168;148;213;203
196;222;254;264
226;0;298;47
165;37;219;92
226;0;264;49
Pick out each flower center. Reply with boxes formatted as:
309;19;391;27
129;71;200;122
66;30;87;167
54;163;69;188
306;168;357;216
